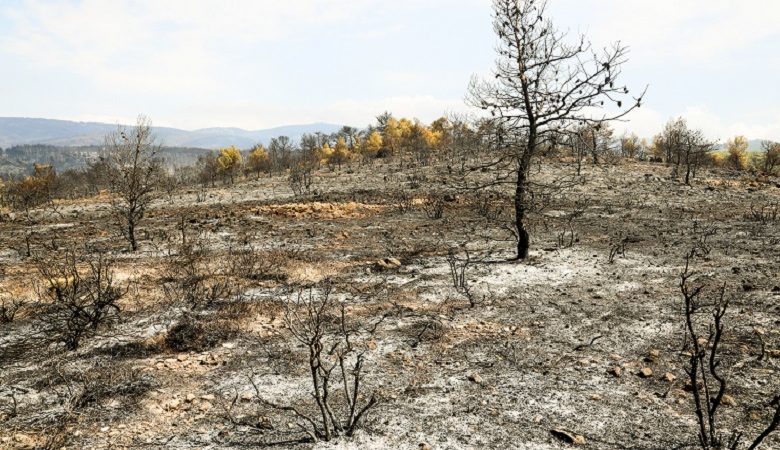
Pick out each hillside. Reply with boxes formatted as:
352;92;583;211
0;144;214;178
0;117;344;149
1;160;778;449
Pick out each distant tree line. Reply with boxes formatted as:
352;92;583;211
1;113;778;208
1;111;778;255
0;143;214;180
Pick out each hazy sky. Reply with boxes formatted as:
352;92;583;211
1;0;779;140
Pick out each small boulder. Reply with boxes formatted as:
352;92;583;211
467;373;484;384
721;394;736;406
166;399;181;410
638;367;653;378
375;257;402;270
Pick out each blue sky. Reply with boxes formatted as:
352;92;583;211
1;0;779;141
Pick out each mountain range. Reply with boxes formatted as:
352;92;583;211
0;117;344;149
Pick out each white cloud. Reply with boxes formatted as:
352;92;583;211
612;105;780;142
682;106;780;142
0;0;372;95
556;0;780;67
611;106;665;139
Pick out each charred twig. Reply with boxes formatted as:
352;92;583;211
680;249;780;449
574;334;603;351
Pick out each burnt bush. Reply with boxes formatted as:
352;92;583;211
0;298;23;324
289;163;314;197
161;235;241;309
249;281;385;442
64;363;157;411
680;249;780;450
421;191;446;219
34;248;126;351
164;315;239;352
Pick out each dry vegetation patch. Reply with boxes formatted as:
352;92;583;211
257;201;387;220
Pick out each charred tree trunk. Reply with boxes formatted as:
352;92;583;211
514;167;530;260
591;132;599;165
514;130;535;260
128;221;137;252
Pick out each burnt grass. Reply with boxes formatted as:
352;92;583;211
0;159;779;449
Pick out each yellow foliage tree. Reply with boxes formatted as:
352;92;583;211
247;144;270;179
431;116;449;134
382;117;402;157
405;121;436;164
352;135;363;159
330;136;352;169
619;133;641;158
398;118;413;134
316;143;334;166
726;136;749;171
362;131;383;159
711;152;727;167
217;145;243;183
429;117;449;149
425;127;443;149
650;135;665;161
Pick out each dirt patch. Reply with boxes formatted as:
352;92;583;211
256;201;386;219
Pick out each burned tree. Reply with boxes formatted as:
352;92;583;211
104;116;162;251
619;132;643;159
652;117;687;166
468;0;643;259
761;141;780;175
680;128;714;185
